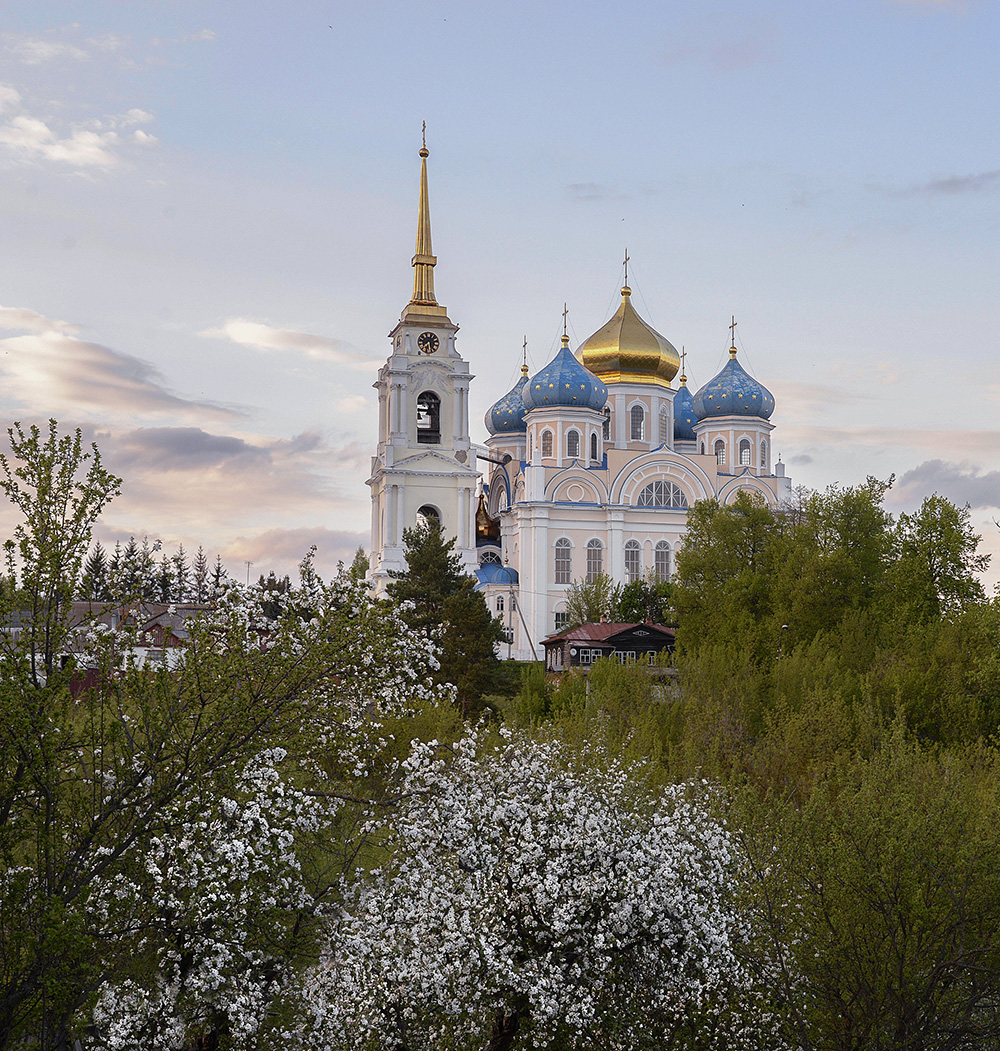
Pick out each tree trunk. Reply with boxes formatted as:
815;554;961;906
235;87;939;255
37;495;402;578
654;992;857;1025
485;1004;524;1051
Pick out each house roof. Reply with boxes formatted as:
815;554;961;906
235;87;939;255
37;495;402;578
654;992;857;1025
542;621;675;645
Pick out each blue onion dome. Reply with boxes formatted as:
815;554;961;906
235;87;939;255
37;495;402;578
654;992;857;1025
692;346;775;420
673;372;697;441
475;562;519;588
523;334;608;411
485;363;530;435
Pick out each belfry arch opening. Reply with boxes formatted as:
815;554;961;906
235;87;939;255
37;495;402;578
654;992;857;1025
416;391;441;444
416;504;441;530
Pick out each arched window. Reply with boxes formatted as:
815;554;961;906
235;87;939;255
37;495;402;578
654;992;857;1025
654;541;671;582
554;537;572;584
416;504;440;530
714;439;726;465
630;404;645;441
416;391;441;444
541;430;553;457
700;441;706;455
659;407;669;446
586;539;603;582
590;432;599;461
625;540;641;583
636;481;688;508
496;595;504;614
566;429;580;459
602;407;611;441
760;440;767;469
480;551;501;565
739;439;752;466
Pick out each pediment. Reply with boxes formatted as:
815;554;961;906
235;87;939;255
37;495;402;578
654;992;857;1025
393;449;469;471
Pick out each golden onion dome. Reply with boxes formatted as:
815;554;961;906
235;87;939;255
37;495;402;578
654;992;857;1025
578;286;680;388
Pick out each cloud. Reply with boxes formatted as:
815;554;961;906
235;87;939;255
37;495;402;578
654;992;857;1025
336;394;371;414
85;32;130;53
884;170;1000;197
201;319;378;367
5;36;89;64
0;326;240;423
0;304;78;336
222;527;369;576
0;84;20;114
0;70;157;170
767;379;873;418
110;427;270;472
893;460;1000;510
0;115;123;167
188;29;217;42
780;423;1000;460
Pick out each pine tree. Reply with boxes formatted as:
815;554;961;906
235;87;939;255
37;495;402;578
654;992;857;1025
387;522;468;633
211;554;227;596
79;541;110;601
172;544;191;602
388;521;503;713
348;546;369;583
155;555;174;603
192;546;210;603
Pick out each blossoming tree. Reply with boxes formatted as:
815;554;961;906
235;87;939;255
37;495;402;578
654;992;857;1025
305;729;781;1051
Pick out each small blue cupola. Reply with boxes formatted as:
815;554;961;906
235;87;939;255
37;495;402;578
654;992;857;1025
523;334;608;411
673;372;697;441
693;346;774;421
485;363;531;435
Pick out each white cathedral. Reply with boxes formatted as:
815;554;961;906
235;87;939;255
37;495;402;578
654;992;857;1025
368;143;792;661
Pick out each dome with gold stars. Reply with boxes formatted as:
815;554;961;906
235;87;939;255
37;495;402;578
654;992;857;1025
523;334;607;411
692;346;775;420
578;286;681;389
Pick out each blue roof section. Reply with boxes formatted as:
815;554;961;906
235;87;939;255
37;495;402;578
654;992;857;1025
485;371;530;435
523;343;608;412
692;354;775;421
474;563;519;588
673;383;697;440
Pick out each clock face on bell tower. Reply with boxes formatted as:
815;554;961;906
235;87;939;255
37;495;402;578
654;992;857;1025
417;331;439;354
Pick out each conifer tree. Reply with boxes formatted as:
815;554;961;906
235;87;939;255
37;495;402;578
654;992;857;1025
192;546;210;603
211;554;227;596
388;521;503;713
155;554;173;603
79;541;110;601
172;543;191;602
387;522;468;633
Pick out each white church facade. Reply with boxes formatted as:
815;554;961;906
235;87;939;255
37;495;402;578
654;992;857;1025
368;143;792;661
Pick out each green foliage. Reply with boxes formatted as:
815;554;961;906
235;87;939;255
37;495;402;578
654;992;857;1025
563;572;621;627
439;578;505;715
736;733;1000;1050
389;520;504;714
0;420;121;683
615;575;674;624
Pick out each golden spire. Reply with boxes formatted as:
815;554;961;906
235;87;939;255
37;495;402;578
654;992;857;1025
729;315;738;358
522;335;529;376
410;122;437;307
679;345;687;386
562;303;570;347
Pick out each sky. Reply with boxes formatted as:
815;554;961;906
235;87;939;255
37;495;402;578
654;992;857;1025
1;0;999;585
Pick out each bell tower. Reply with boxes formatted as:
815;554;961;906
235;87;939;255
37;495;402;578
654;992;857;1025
367;134;479;588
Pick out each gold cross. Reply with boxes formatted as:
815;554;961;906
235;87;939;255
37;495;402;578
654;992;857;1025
623;248;629;285
730;315;737;346
522;335;528;367
421;121;426;149
562;302;569;336
681;345;686;373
